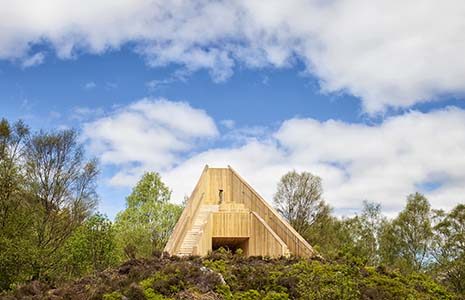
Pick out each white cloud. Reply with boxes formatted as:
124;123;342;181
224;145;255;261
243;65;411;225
2;0;465;111
71;106;104;121
146;79;170;91
84;81;96;90
86;99;465;215
220;119;235;129
21;52;45;68
82;98;218;185
163;107;465;215
272;108;465;213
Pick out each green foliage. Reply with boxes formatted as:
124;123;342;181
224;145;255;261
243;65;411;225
140;273;173;298
203;258;229;274
60;213;118;278
136;259;223;298
303;214;351;259
291;260;360;300
141;277;171;300
232;290;289;300
215;283;233;299
273;170;331;236
102;291;123;300
262;291;290;300
343;201;386;265
0;120;100;288
126;172;171;207
233;289;261;299
360;267;453;300
432;203;465;293
25;128;99;280
379;193;433;272
0;119;33;290
2;253;460;299
316;201;388;265
114;172;182;259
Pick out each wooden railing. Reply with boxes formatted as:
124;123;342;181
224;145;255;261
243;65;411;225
164;166;208;255
193;214;213;256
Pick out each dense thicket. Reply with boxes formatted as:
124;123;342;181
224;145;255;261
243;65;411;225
1;120;465;299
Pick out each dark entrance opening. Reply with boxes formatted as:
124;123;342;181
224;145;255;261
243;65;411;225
212;237;249;255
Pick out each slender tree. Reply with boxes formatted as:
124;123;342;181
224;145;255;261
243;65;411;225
273;170;330;236
0;119;33;289
0;119;29;229
380;193;433;272
344;201;386;265
432;204;465;293
25;129;99;279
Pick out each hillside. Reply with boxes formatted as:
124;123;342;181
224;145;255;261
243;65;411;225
2;250;459;300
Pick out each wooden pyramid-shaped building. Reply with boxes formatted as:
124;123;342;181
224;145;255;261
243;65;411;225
164;166;315;257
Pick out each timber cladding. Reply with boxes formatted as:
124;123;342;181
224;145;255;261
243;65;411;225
164;166;316;258
212;212;250;237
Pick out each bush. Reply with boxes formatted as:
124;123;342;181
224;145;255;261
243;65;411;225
102;291;123;300
2;252;459;299
360;268;454;300
291;260;360;300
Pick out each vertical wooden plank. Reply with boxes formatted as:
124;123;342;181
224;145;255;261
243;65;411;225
230;168;233;203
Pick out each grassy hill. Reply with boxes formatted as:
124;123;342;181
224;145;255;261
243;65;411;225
2;250;460;300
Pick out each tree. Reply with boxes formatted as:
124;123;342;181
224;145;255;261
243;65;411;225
432;204;465;293
0;119;29;229
0;119;34;290
24;129;99;280
379;193;433;272
60;213;118;279
126;171;171;207
114;172;182;259
343;201;386;265
303;215;352;259
273;170;331;236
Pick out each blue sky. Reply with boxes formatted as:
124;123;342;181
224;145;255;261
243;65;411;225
1;1;465;218
0;48;364;127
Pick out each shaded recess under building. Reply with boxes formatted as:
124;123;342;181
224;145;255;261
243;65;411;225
164;166;315;257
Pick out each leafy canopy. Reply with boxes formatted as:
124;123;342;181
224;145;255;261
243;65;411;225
115;172;182;258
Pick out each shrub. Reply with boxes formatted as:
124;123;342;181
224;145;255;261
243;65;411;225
3;252;459;299
290;260;360;300
263;291;290;300
102;291;123;300
233;289;261;299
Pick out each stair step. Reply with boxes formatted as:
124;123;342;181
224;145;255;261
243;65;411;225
177;204;220;256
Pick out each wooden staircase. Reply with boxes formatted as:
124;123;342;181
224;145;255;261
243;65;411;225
177;204;219;256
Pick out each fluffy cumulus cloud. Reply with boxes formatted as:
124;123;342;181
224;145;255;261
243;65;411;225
84;99;465;215
273;108;465;213
2;0;465;111
82;98;218;185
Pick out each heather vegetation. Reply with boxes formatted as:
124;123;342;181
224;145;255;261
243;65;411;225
0;250;457;300
1;119;465;299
